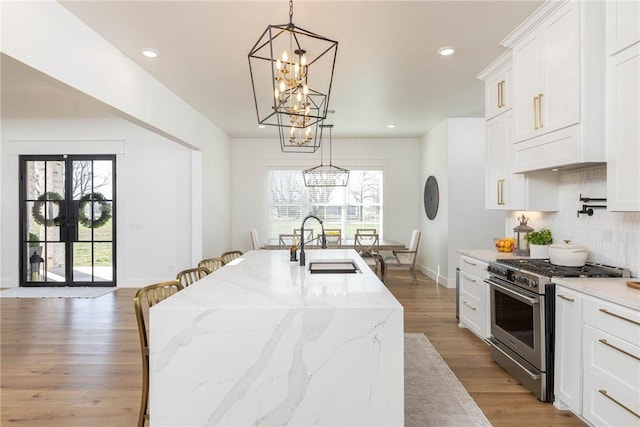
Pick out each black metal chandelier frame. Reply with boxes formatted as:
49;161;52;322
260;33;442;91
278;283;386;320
302;124;349;187
248;0;338;153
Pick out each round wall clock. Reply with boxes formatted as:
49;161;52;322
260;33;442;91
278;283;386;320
424;175;439;220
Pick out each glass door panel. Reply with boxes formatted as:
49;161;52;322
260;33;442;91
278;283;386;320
20;155;115;286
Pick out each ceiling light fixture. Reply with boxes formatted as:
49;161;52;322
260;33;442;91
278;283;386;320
437;46;455;56
142;49;158;58
387;124;396;129
303;124;349;187
248;0;338;153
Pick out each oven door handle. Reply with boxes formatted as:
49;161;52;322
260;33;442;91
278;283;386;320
489;340;541;381
488;281;539;305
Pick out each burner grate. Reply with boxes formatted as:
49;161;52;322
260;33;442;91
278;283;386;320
496;258;629;278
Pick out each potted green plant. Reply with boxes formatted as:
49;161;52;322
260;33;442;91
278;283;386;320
525;228;553;258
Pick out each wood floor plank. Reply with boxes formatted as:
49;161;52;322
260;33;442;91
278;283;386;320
1;272;584;426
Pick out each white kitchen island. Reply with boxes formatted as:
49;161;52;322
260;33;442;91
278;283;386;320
149;249;404;427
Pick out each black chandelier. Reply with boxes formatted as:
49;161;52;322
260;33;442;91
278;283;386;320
303;124;349;187
248;0;338;152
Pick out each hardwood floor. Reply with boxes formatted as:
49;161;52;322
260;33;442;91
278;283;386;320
1;271;584;426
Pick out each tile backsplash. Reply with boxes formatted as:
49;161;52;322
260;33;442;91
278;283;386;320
508;166;640;277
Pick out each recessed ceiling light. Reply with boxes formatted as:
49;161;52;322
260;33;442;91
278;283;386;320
258;124;266;129
387;124;396;129
437;46;455;56
142;49;158;58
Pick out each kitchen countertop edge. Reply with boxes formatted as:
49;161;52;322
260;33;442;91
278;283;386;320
458;249;526;264
553;277;640;311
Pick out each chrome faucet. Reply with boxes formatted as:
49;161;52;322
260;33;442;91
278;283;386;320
299;214;326;266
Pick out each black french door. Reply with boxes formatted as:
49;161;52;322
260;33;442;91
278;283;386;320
19;155;116;287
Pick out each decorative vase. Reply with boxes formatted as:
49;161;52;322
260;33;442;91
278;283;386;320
529;244;550;259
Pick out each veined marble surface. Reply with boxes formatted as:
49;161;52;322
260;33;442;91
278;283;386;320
149;249;404;426
553;277;640;310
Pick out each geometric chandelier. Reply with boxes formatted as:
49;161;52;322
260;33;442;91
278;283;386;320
303;124;350;187
248;0;338;153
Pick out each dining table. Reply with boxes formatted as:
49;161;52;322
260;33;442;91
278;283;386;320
264;238;406;251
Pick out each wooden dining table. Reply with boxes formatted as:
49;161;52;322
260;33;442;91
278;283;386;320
264;238;406;251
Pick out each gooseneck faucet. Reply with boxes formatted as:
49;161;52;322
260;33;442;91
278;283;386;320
299;214;327;266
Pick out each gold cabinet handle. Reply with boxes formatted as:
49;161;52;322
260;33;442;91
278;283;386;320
598;389;640;419
463;301;477;311
538;93;543;128
533;96;539;129
599;308;640;326
557;294;575;302
598;339;640;362
497;81;506;108
498;179;504;205
463;274;477;283
463;259;476;266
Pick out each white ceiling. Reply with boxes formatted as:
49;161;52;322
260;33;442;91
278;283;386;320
3;1;543;139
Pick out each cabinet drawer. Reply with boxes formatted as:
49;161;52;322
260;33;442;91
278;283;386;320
583;372;640;427
583;324;640;392
459;255;489;279
459;271;486;300
460;292;487;338
584;296;640;346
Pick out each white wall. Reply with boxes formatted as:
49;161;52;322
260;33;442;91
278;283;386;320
231;137;422;253
0;114;200;287
0;1;217;150
0;1;234;285
506;166;640;277
420;118;504;287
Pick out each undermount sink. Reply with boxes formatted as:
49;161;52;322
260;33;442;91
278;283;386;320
308;259;361;274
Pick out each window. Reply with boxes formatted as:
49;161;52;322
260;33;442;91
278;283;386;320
268;169;383;241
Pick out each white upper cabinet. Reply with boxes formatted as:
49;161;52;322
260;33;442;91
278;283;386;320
477;53;558;212
479;51;512;121
607;0;640;55
606;0;640;212
484;112;558;211
511;3;580;143
503;0;606;173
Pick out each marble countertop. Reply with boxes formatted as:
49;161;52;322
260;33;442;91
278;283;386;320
157;248;402;311
149;248;404;426
458;249;526;264
553;277;640;311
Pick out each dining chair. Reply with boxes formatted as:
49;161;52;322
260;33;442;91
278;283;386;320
383;229;421;282
198;257;225;273
278;234;300;249
293;228;314;246
176;266;210;288
221;250;243;264
356;228;377;235
324;228;342;247
250;228;263;250
133;280;183;427
354;231;381;277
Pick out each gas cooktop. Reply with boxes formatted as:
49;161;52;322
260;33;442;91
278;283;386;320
496;258;631;278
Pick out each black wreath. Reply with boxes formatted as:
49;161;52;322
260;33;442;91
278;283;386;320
78;192;112;229
31;192;63;227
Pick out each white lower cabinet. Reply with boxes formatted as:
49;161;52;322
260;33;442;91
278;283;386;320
582;297;640;426
554;285;640;426
458;255;490;339
554;286;583;414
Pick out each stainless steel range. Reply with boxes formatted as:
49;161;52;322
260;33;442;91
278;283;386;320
485;258;630;402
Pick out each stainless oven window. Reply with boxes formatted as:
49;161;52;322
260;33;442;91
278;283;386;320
494;290;535;348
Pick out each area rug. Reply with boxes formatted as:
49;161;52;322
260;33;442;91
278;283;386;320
405;333;492;426
0;287;117;298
